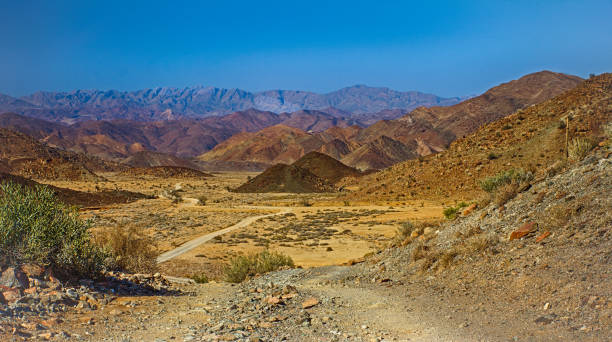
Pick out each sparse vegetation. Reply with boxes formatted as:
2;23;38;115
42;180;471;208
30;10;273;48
94;225;158;273
197;195;207;205
191;273;209;284
0;182;106;277
224;250;294;283
568;137;594;161
479;169;533;193
443;202;469;220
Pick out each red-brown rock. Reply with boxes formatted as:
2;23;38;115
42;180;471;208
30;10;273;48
536;231;551;243
509;222;536;241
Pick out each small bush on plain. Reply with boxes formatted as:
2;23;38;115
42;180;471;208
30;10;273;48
224;250;294;283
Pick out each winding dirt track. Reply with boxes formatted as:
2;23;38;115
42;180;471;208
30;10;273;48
156;209;290;263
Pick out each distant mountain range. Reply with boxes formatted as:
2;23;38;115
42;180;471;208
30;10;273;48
0;85;466;123
0;71;586;174
199;71;584;170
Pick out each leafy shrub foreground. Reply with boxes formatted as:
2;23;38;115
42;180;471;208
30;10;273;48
225;250;295;283
0;182;106;278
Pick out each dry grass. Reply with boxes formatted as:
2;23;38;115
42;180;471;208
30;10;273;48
494;183;519;207
94;225;158;273
568;137;594;161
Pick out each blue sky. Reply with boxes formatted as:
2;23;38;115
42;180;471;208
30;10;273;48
1;0;611;97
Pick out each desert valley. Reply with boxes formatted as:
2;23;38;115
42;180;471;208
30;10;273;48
0;70;610;341
1;2;611;341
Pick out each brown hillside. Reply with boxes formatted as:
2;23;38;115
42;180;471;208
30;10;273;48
199;125;320;165
340;135;418;171
352;71;583;155
120;166;212;179
123;151;201;169
348;73;611;201
0;128;123;181
405;70;584;139
0;172;148;207
293;151;364;183
233;152;365;193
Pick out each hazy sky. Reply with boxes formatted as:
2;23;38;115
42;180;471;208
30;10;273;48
1;0;611;97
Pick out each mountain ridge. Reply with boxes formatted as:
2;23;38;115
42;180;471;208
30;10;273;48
0;85;464;122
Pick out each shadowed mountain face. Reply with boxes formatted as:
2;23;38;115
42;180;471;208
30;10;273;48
0;85;464;123
233;152;365;193
200;71;584;170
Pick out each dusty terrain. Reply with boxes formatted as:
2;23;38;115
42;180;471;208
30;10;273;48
3;148;609;342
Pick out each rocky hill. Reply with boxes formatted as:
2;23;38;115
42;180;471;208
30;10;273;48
348;73;611;201
233;164;335;193
0;85;462;122
234;152;364;193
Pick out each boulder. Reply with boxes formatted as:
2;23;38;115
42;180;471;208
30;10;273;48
0;267;29;289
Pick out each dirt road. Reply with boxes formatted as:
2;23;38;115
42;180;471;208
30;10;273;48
156;210;290;263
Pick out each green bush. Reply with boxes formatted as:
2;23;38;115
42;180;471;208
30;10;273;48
443;202;469;220
479;169;533;193
0;182;106;277
224;250;294;283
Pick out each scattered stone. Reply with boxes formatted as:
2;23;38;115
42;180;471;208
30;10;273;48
0;267;29;289
509;221;535;240
536;231;551;243
302;297;319;309
462;203;477;216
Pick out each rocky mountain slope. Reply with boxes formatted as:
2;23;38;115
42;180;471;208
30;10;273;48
0;85;463;122
348;73;611;201
0;128;124;181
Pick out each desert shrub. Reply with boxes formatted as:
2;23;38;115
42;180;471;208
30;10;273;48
197;195;207;206
443;202;469;220
300;198;312;207
604;122;612;139
479;169;533;193
224;250;294;283
494;183;519;207
191;273;209;284
392;221;414;245
94;225;158;273
568;137;594;161
0;182;106;277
